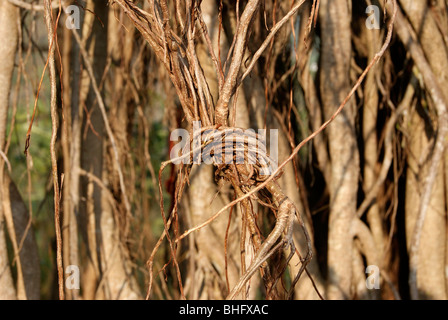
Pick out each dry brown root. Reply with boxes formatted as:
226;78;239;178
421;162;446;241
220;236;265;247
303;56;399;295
226;188;300;300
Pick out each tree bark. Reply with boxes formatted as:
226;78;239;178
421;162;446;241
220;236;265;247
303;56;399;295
319;0;359;300
0;0;20;300
61;7;81;300
399;0;448;300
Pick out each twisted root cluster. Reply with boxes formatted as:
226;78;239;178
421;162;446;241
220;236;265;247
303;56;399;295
110;0;314;300
154;125;312;299
192;126;280;185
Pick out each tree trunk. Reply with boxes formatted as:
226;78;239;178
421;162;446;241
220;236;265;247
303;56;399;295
3;174;40;299
0;0;20;300
320;0;359;300
400;0;448;300
78;1;141;300
182;0;243;299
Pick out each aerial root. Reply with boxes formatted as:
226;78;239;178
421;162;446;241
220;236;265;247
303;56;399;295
226;198;297;300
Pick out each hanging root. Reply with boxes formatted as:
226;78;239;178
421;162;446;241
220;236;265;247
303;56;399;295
226;195;297;299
